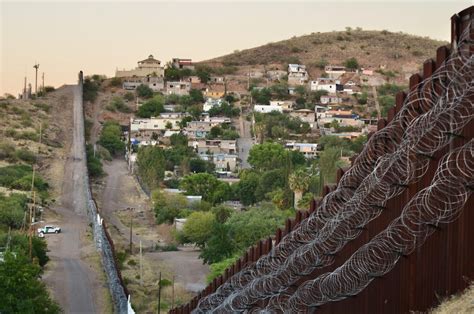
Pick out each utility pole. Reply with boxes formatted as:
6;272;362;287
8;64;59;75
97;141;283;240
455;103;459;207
139;240;143;286
157;272;162;314
129;207;134;254
42;72;45;94
171;275;175;309
33;63;40;96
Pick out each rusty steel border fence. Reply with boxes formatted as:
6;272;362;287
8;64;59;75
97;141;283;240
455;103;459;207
170;6;474;313
79;71;130;313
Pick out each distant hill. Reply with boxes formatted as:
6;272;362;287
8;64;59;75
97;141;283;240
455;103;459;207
201;29;447;81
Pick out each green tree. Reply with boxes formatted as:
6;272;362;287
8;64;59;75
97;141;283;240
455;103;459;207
288;168;311;209
136;84;154;98
344;57;359;70
236;170;259;206
182;211;216;247
152;190;188;224
226;204;290;251
83;78;99;102
248;142;288;171
200;223;236;264
136;95;165;118
179;173;230;204
0;252;60;314
189;89;205;104
98;121;125;156
137;146;166;190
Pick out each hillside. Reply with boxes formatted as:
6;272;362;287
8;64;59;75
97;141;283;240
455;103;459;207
201;29;447;81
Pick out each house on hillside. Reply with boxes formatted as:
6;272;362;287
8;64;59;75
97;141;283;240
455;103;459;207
320;94;342;105
209;76;225;84
310;78;339;93
200;153;238;172
203;98;223;112
269;100;295;112
184;121;217;139
189;139;237;155
171;58;195;70
116;55;165;78
288;64;309;85
290;109;316;128
254;104;283;113
204;85;226;99
267;70;287;81
130;115;183;145
123;76;164;91
285;142;319;159
166;81;191;95
324;65;346;79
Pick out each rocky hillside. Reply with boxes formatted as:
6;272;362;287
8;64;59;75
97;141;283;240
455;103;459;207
201;29;447;82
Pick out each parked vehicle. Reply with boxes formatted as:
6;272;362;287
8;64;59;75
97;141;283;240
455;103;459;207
37;225;61;236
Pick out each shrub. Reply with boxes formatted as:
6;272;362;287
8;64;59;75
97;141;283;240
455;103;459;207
0;142;16;161
33;103;51;113
344;57;359;70
136;84;153;98
98;121;125;156
15;149;36;164
124;92;135;102
110;77;122;87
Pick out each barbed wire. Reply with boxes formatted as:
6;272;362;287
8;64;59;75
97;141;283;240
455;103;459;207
194;22;473;313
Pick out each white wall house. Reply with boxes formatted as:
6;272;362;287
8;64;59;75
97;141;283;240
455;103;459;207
203;98;223;112
288;64;309;85
254;104;283;113
269;100;295;112
310;78;337;93
285;142;319;158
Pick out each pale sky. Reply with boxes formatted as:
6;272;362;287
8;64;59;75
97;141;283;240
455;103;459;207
1;0;471;96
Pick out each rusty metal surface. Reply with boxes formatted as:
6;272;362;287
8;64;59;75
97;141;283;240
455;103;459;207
171;6;473;314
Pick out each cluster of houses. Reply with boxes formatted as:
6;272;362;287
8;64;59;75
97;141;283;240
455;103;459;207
117;55;226;99
119;55;377;177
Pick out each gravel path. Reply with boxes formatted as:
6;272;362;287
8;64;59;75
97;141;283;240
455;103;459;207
42;85;108;314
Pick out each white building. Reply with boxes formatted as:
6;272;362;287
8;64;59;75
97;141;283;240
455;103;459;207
288;64;309;85
310;78;338;93
254;104;283;113
116;55;164;78
285;142;319;159
203;98;223;112
200;153;238;172
269;100;295;112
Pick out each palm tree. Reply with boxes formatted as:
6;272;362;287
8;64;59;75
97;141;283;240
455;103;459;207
288;168;311;210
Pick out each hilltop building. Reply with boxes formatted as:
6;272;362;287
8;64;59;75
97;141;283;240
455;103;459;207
115;55;165;78
171;58;195;70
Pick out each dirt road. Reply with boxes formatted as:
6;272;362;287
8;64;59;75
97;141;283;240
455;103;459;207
42;85;109;313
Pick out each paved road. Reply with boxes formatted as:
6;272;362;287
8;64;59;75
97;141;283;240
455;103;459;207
42;85;104;313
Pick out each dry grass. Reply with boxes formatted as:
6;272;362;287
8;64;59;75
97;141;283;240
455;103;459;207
202;30;447;84
431;283;474;314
